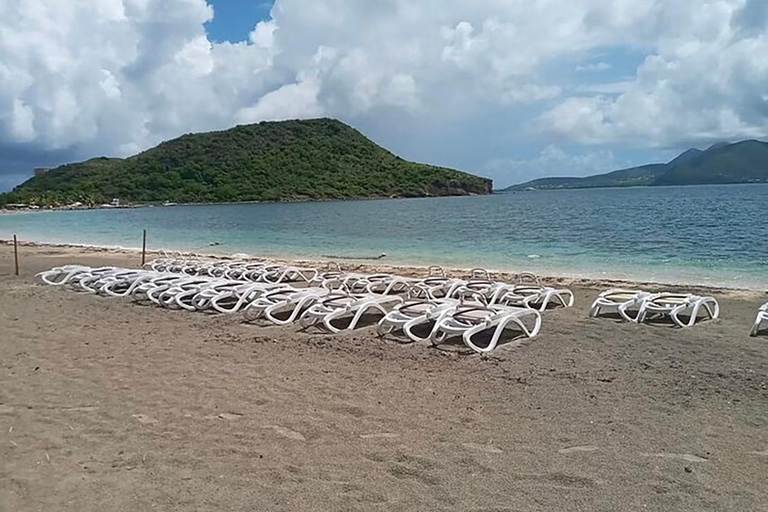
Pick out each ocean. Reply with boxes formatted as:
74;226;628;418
2;184;767;289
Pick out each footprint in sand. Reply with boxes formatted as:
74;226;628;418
559;445;600;454
360;433;399;440
641;453;708;463
262;425;306;441
132;414;158;424
461;442;503;454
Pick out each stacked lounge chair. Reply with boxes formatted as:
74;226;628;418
590;289;719;327
37;261;574;354
751;302;768;337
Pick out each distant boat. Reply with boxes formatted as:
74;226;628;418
162;201;177;207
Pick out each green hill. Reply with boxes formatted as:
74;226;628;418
1;119;492;206
505;140;768;191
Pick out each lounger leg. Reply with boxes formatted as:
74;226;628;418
463;323;496;353
462;312;541;354
321;309;346;333
299;307;326;330
670;304;693;328
751;314;763;337
706;299;720;320
402;314;435;343
376;318;396;337
346;304;387;331
536;293;550;311
618;302;641;323
429;320;450;346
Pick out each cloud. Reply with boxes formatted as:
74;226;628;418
236;78;323;123
539;1;768;147
0;0;766;189
576;62;611;72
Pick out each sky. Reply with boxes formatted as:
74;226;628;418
1;0;767;191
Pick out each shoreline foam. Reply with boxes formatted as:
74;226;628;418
2;238;763;296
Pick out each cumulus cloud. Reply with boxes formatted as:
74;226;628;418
541;0;768;147
0;0;766;187
576;62;611;72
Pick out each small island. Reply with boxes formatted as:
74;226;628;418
506;140;768;191
0;118;492;207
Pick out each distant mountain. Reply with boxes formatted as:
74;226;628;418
505;140;768;191
0;118;492;206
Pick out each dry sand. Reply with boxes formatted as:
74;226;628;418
1;244;767;511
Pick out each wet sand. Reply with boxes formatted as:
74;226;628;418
1;244;767;511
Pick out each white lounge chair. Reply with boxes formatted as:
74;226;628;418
429;304;542;354
207;282;294;314
243;287;332;325
589;289;654;322
376;298;460;342
260;266;318;285
750;302;768;337
37;265;93;286
509;283;574;310
151;278;214;308
637;293;719;328
299;293;403;333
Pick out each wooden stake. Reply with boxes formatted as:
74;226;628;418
13;234;19;276
141;229;147;266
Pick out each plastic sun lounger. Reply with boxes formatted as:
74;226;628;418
409;277;468;300
589;289;654;322
176;280;251;311
208;282;296;314
68;267;130;292
299;293;404;333
337;273;395;293
78;269;148;294
152;278;215;308
429;304;542;354
37;265;94;285
364;276;416;295
38;266;123;288
449;282;524;308
637;293;720;327
376;298;461;341
509;284;574;311
130;275;189;302
260;266;319;285
243;287;332;325
366;266;449;296
102;272;167;297
750;302;768;337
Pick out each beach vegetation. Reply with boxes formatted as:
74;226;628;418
1;119;492;206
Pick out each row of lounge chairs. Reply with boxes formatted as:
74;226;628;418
37;260;574;354
36;259;764;348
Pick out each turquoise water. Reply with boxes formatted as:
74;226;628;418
2;184;767;289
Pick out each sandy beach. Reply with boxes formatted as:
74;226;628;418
1;243;767;511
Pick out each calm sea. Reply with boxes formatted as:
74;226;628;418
2;184;767;289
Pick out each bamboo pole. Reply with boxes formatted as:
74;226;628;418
13;234;19;276
141;229;147;266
